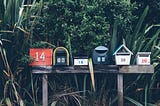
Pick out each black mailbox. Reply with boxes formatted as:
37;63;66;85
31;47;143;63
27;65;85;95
53;47;69;66
92;46;109;64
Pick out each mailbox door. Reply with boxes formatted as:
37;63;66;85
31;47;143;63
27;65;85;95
55;53;67;65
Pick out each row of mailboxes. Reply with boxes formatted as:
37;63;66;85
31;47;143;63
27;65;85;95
29;46;110;66
29;45;151;66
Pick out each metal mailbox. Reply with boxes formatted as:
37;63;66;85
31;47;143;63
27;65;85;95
29;48;53;66
136;52;151;65
92;46;109;64
53;47;69;66
74;56;88;66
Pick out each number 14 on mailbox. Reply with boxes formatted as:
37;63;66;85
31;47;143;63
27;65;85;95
29;49;53;66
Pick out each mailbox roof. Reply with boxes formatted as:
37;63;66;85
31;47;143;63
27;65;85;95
137;52;151;55
113;44;133;55
95;46;108;51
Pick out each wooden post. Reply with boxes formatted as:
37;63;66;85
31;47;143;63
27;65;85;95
117;74;123;106
42;74;48;106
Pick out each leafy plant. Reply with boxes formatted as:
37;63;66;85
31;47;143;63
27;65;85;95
110;5;160;105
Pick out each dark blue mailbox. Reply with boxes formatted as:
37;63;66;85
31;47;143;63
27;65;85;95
53;47;69;66
92;46;109;64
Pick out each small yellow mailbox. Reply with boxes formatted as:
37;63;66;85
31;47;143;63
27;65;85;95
53;47;69;66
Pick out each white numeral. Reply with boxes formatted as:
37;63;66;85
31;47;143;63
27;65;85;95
35;52;45;61
40;52;45;61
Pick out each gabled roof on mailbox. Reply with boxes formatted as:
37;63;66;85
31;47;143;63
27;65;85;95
113;44;133;55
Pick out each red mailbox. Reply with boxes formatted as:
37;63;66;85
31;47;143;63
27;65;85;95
29;48;53;66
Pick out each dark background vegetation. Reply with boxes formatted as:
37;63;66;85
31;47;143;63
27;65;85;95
0;0;160;105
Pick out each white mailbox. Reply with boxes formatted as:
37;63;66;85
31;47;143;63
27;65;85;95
136;52;151;65
74;57;88;66
113;44;133;65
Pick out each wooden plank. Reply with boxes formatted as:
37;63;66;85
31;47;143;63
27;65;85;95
119;65;154;73
42;74;48;106
32;65;119;74
32;65;154;74
117;74;123;106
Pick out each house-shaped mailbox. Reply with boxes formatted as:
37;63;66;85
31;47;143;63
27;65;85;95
113;44;133;65
92;46;110;64
136;52;151;65
53;47;69;66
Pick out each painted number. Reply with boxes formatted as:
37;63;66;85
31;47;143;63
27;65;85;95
142;58;147;63
35;52;45;61
79;60;83;64
30;49;52;66
121;58;126;62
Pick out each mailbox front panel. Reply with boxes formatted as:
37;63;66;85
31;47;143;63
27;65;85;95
29;49;52;66
137;56;150;65
56;55;66;65
74;59;88;65
115;55;131;65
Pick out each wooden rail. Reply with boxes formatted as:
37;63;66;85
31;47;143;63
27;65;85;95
32;65;154;106
32;65;154;74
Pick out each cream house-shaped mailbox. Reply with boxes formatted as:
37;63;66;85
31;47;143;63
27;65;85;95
113;44;133;65
136;52;151;65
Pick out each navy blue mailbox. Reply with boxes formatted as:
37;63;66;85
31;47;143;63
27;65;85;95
53;47;69;66
92;46;109;64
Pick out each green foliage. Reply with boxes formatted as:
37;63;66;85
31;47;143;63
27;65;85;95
18;54;32;66
0;0;160;105
34;0;111;55
125;96;143;106
31;41;55;48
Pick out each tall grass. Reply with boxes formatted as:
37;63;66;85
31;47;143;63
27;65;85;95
0;0;44;105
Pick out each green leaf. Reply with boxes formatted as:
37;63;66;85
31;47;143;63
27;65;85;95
110;21;118;54
5;98;12;106
126;6;149;48
155;46;160;50
145;84;148;106
51;101;57;106
88;58;95;91
133;6;149;40
125;96;143;106
74;75;79;90
145;24;160;34
143;29;160;51
83;74;87;97
146;103;157;106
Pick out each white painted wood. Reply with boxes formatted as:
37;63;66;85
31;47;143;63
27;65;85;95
74;59;88;65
